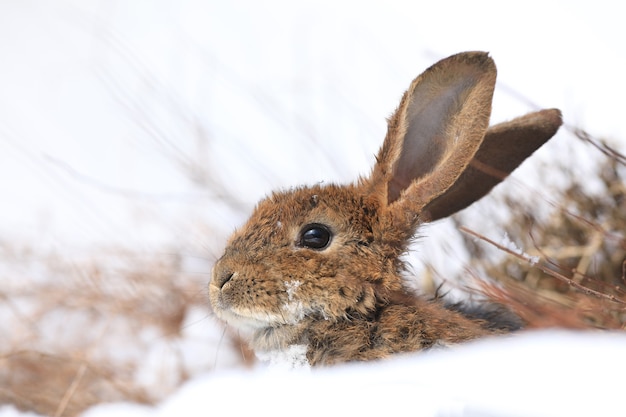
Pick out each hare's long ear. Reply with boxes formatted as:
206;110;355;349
368;52;496;227
422;108;562;221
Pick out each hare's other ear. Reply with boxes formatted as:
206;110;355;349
422;108;563;221
368;51;496;225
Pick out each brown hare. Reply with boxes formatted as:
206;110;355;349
209;51;563;366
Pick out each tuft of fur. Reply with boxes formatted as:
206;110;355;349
209;52;563;366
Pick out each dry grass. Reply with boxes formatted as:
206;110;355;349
0;246;252;416
459;128;626;330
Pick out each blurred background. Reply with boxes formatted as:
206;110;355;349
0;1;624;416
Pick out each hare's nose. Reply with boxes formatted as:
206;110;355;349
212;263;236;289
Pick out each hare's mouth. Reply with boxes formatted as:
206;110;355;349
212;302;302;331
216;309;275;330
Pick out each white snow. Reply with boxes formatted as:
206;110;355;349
1;1;625;417
281;280;306;323
78;331;626;417
284;280;302;302
501;232;541;266
255;344;311;371
0;407;43;417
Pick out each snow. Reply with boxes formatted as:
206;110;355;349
0;407;43;417
281;280;306;323
254;344;311;371
501;233;540;266
1;1;625;417
72;331;626;417
284;280;302;302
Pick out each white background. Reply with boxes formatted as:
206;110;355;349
1;1;625;416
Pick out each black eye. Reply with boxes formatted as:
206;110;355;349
299;223;332;250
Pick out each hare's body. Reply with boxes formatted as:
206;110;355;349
257;293;497;366
209;52;562;366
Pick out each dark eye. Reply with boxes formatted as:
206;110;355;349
299;223;332;250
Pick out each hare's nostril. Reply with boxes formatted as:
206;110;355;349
215;268;235;289
212;260;238;289
221;272;234;288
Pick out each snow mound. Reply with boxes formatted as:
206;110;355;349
77;331;626;417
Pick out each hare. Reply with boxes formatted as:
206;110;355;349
209;51;563;366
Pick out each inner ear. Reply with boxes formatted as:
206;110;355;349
389;75;482;203
376;52;497;223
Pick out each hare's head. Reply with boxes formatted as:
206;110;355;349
209;52;562;345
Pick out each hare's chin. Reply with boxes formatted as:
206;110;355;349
215;308;287;331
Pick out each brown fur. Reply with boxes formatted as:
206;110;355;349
209;52;563;366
